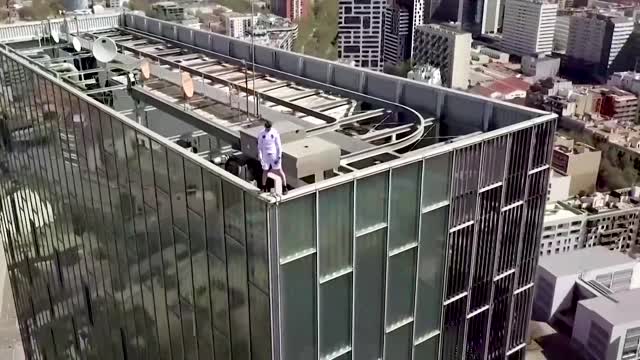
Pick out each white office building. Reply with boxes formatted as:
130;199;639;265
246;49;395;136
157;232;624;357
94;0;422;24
412;23;472;89
500;0;558;56
383;3;410;66
338;0;385;71
566;13;634;78
534;247;640;360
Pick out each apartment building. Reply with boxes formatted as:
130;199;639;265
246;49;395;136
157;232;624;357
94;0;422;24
412;23;472;89
383;3;411;66
540;202;586;258
338;0;385;71
551;136;602;196
500;0;558;56
566;12;634;80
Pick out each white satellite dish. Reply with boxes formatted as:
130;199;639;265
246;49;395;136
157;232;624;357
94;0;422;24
92;37;117;63
51;29;60;44
140;60;150;80
71;37;82;52
181;72;194;98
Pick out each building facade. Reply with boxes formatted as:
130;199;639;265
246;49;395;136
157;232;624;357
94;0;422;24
270;0;308;20
533;247;640;360
383;3;411;66
338;0;385;71
500;0;558;56
0;14;556;360
553;15;571;53
223;12;258;38
540;202;586;257
548;170;571;202
551;136;601;196
566;13;634;80
412;24;472;89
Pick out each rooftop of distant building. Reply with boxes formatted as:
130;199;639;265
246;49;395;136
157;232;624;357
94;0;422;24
544;201;584;223
563;187;640;214
580;287;640;325
539;246;637;277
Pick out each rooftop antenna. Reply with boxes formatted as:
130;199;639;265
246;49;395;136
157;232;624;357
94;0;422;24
250;0;258;118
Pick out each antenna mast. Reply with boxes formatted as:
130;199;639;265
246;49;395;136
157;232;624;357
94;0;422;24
251;0;259;118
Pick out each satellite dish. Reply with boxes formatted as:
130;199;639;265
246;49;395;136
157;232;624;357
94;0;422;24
140;60;151;80
181;72;194;98
51;29;60;43
71;37;82;52
92;37;117;63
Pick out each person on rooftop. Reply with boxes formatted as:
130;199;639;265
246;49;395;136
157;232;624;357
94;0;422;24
257;120;288;194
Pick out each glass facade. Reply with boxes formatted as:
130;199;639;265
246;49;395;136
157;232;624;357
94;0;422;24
0;38;556;360
0;49;269;360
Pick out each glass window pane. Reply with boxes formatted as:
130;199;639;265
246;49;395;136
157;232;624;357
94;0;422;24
246;195;269;293
226;237;250;360
319;183;353;280
184;160;204;216
389;162;420;251
249;284;271;360
414;206;448;340
353;229;385;360
278;195;315;262
320;275;352;359
386;249;416;329
414;335;439;360
203;172;225;260
423;154;451;209
384;324;412;360
222;182;245;243
280;256;317;360
210;254;230;336
356;172;389;232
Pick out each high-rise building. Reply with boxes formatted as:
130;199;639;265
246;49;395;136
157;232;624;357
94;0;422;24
566;12;634;80
412;24;472;89
270;0;308;21
423;0;503;35
482;0;503;34
383;3;411;66
500;0;558;56
338;0;385;71
222;12;258;38
554;15;571;53
0;13;556;360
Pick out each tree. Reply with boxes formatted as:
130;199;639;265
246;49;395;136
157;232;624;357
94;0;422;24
17;6;34;20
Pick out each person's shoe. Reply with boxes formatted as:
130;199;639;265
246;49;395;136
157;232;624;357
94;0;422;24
282;186;288;195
